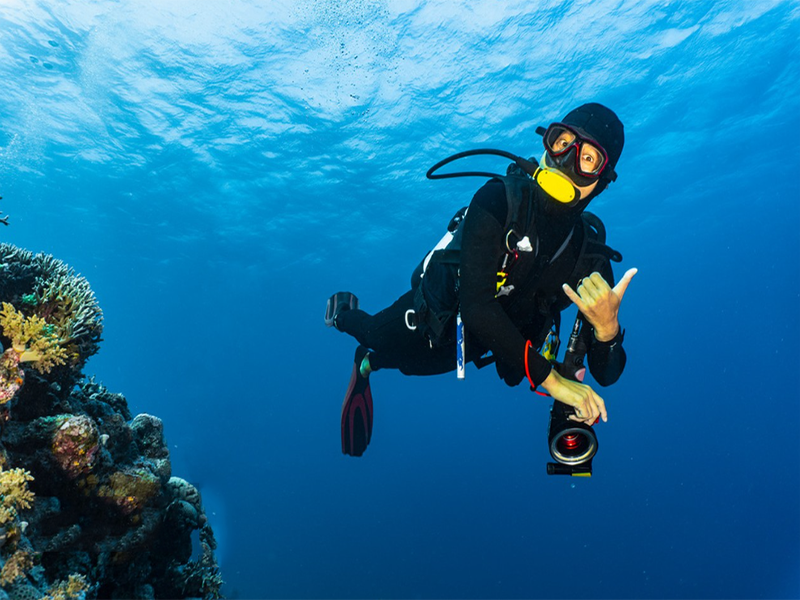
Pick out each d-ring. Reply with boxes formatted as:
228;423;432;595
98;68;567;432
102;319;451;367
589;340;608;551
404;309;417;331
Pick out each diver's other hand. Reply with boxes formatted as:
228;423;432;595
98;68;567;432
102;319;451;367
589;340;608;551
540;369;607;425
562;268;637;342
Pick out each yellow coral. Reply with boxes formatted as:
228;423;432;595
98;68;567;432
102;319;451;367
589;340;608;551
0;549;33;585
0;303;67;373
0;467;34;526
43;574;90;600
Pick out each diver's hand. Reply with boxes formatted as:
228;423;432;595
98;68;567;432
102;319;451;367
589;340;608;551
540;369;607;425
562;268;637;342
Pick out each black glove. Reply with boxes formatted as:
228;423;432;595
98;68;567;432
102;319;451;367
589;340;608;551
495;358;524;387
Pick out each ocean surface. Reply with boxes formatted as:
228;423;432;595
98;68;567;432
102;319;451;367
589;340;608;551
1;0;799;598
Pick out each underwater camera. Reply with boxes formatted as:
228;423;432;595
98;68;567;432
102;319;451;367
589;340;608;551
546;316;598;477
546;400;598;476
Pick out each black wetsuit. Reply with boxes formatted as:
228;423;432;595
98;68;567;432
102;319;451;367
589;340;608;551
336;179;626;387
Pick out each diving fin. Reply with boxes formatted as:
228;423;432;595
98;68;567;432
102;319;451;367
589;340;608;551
325;292;359;328
341;346;373;457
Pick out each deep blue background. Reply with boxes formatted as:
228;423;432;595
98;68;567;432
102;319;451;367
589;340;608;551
1;1;799;597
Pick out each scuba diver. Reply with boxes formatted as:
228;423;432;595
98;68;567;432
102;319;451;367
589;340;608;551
325;102;637;458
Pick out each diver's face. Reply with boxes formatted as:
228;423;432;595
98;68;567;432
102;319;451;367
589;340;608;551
542;147;599;199
551;131;604;176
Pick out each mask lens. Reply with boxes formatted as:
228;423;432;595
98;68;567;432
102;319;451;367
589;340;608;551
578;141;606;175
543;123;609;178
544;126;576;156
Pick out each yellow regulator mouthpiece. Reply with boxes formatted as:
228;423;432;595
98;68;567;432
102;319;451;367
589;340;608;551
535;168;577;204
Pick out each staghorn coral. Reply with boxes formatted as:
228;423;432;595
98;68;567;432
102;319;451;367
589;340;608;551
42;524;81;554
0;305;67;375
33;254;102;367
0;245;38;306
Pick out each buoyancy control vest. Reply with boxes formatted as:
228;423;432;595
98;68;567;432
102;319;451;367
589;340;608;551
409;169;622;348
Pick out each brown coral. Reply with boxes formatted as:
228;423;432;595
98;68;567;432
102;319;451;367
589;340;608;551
98;468;160;515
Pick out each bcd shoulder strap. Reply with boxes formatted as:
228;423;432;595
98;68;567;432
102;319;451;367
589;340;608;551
556;212;622;284
498;174;535;238
576;211;623;270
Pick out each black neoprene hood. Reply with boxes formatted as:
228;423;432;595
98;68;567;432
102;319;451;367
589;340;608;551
561;102;625;172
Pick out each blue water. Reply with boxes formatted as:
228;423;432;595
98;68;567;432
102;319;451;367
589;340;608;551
2;1;799;598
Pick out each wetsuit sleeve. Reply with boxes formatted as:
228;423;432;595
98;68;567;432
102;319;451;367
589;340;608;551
459;181;552;387
585;326;626;386
583;260;627;386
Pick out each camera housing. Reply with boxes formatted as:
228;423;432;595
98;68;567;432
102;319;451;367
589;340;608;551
547;399;597;476
545;315;598;476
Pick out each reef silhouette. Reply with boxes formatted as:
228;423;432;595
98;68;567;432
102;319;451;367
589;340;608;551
0;243;222;599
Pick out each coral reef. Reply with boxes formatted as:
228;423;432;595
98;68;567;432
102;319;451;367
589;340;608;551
0;244;223;598
42;574;89;600
0;244;102;372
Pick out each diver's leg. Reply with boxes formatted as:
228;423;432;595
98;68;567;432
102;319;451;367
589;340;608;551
334;292;457;456
333;291;417;357
328;292;402;455
335;291;457;376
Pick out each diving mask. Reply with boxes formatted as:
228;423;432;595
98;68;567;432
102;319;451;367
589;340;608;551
533;122;617;204
539;123;615;180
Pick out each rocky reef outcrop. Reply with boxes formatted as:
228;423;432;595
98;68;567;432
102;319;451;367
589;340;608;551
0;243;222;599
